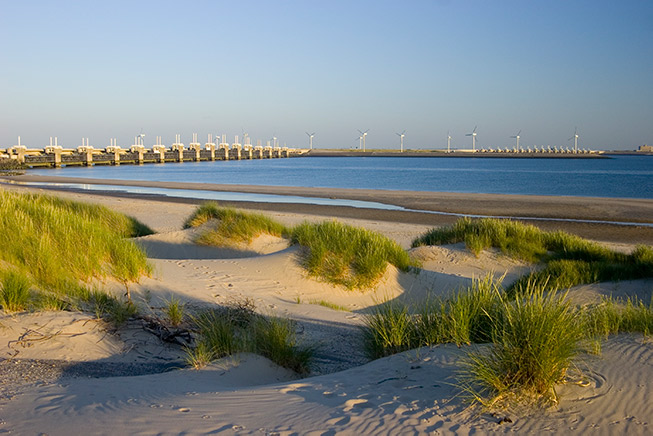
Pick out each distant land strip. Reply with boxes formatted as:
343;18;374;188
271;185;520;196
304;150;609;158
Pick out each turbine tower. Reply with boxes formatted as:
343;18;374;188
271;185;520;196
305;132;315;150
396;130;406;153
569;127;579;153
357;129;369;152
447;131;452;153
510;130;521;149
465;126;478;151
138;128;145;146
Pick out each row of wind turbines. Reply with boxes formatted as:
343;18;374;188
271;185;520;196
463;126;582;153
313;127;584;153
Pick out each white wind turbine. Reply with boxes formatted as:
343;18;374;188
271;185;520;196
447;131;452;153
138;128;145;146
510;130;521;150
396;130;406;152
358;129;369;152
569;127;579;153
306;132;315;150
465;126;478;151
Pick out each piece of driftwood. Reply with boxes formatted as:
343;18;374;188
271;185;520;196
138;315;192;346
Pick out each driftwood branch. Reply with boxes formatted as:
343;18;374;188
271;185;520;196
137;315;192;346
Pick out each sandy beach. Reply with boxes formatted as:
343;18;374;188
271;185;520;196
1;177;652;435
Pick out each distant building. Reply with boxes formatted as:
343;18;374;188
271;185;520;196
638;145;653;152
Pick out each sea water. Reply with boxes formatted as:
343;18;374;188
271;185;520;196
30;155;653;199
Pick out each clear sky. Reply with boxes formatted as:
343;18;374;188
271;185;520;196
1;0;652;150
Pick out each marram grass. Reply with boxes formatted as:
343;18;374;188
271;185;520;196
362;274;653;409
185;205;418;290
184;202;289;246
459;285;585;408
185;301;313;374
291;220;417;289
412;217;653;293
0;190;152;314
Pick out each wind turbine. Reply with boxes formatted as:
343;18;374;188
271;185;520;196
465;126;478;151
447;131;452;153
357;129;369;152
138;128;145;146
510;130;521;149
357;135;363;150
305;132;315;150
396;130;406;153
569;127;579;153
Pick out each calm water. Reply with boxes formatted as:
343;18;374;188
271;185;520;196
32;155;653;199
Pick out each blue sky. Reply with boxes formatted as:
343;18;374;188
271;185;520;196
1;0;652;150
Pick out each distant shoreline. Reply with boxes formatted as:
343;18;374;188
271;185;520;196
304;150;610;158
3;174;653;245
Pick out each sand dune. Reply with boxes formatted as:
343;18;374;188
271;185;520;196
1;185;652;435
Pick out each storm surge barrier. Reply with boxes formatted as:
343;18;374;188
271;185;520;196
3;135;306;168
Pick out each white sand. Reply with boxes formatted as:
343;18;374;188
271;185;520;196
1;187;652;435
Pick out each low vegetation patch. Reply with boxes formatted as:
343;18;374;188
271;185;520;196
0;270;32;312
0;158;26;175
459;286;584;408
184;202;289;247
363;275;503;358
362;275;653;409
412;217;653;293
163;296;185;327
0;191;153;319
185;299;313;374
291;220;417;289
309;299;350;312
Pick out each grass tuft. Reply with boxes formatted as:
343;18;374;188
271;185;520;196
0;270;32;312
185;202;289;247
163;297;185;327
251;316;313;374
291;220;417;289
185;300;313;373
308;300;350;312
459;284;584;408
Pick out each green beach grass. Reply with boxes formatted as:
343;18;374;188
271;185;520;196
291;220;417;289
0;190;153;314
185;203;417;290
185;300;313;374
412;217;653;294
362;274;653;408
184;201;289;246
